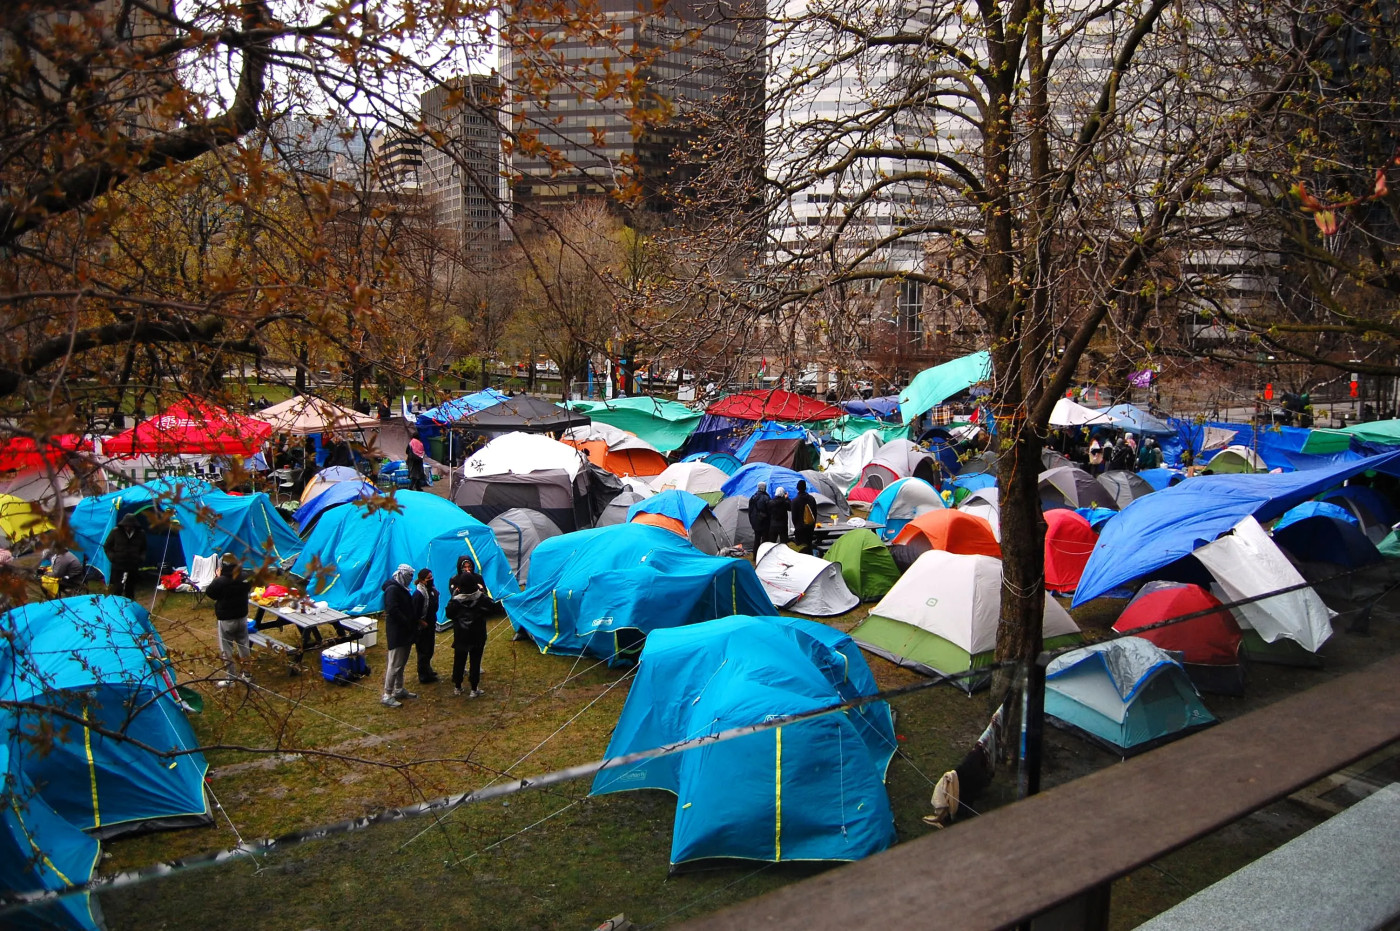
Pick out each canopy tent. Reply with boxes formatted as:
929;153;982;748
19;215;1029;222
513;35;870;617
706;390;843;423
561;422;668;477
753;542;860;616
852;551;1080;690
564;396;703;452
0;434;89;473
591;615;896;866
822;431;883;490
503;524;775;665
1049;397;1116;429
1329;418;1400;447
0;494;53;548
104;399;271;458
1040;465;1119;511
1096;470;1155;509
414;388;511;438
628;489;732;555
1;596;210;839
868;478;945;541
253;396;379;436
1045;637;1216;756
841;396;901;418
1113;581;1244;695
651;460;730;504
1092;403;1175;437
1194;516;1335;660
1205;445;1266;474
292;490;515;622
487;508;562;587
1043;509;1097;593
453;395;591;435
898;352;991;424
292;479;378;532
733;421;820;470
957;487;1001;541
823;528;900;601
848;439;938;504
891;509;1001;559
1073;452;1400;605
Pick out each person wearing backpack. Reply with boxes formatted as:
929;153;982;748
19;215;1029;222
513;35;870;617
1110;438;1138;472
447;556;488;697
792;480;820;553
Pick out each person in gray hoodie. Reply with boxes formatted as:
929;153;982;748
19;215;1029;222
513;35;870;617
381;564;419;707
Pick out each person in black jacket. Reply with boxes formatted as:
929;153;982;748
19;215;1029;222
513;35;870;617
446;555;488;697
103;512;146;598
768;486;792;546
381;564;419;707
322;434;353;469
205;553;253;686
748;481;772;548
411;567;441;684
791;480;819;553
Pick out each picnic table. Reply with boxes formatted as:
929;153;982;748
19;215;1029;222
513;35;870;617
249;600;371;672
810;520;885;556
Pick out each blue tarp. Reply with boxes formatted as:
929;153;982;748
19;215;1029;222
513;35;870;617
1076;507;1119;531
0;597;209;842
628;489;711;528
1073;452;1400;605
503;524;776;665
1283;449;1368;471
1163;419;1314;471
1094;404;1175;436
841;396;900;419
1274;501;1357;531
292;480;378;530
414;388;510;438
733;421;813;463
720;463;807;500
591;615;896;865
291;491;516;621
1136;468;1184;491
680;414;748;457
949;473;997;494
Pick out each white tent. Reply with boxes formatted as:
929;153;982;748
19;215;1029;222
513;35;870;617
619;475;656;498
753;542;860;617
1193;515;1334;654
957;487;1001;541
1049;397;1116;428
823;432;882;490
463;432;587;480
650;461;729;497
488;507;563;586
254;396;380;435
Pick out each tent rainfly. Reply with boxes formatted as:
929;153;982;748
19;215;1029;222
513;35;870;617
596;490;648;528
1096;470;1155;509
650;461;730;504
753;542;860;616
1205;445;1267;474
1113;581;1245;695
823;432;883;490
956;487;1001;541
563;396;703;452
1040;465;1119;511
487;508;563;587
452;395;592;434
848;439;938;503
627;489;732;555
891;509;1002;559
823;528;900;601
711;495;757;549
1043;509;1098;593
562;422;668;477
867;478;946;541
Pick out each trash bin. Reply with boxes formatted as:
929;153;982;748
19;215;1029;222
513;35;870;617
429;436;445;462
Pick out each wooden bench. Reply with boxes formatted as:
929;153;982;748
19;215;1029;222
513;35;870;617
248;631;294;653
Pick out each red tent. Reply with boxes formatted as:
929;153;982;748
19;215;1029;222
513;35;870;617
1043;509;1098;592
706;390;843;423
104;400;271;457
1112;582;1243;666
0;434;90;472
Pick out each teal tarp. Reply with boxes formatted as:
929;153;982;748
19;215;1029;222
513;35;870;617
1;596;210;839
826;417;910;444
503;524;776;665
290;491;516;621
898;352;991;424
566;397;703;452
591;615;897;865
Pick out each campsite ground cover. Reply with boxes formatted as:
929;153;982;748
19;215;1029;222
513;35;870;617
93;569;1400;929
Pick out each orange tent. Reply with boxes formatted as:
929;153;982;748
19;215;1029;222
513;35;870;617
564;439;667;478
892;509;1001;559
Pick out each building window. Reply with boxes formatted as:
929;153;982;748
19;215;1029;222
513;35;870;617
898;280;923;345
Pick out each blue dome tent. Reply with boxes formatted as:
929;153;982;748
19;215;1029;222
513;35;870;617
504;524;775;665
719;463;807;500
292;479;378;532
868;477;945;541
68;476;213;577
591;615;897;866
0;597;210;840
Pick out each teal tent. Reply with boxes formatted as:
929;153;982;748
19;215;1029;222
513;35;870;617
565;396;703;452
167;490;304;571
591;615;896;865
68;476;214;577
827;416;909;444
1045;637;1216;756
897;352;991;425
290;490;516;622
1;596;210;839
503;523;775;665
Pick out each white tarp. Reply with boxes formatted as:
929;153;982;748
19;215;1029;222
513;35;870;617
754;542;860;617
870;551;1078;654
462;432;587;480
562;422;662;455
1049;397;1116;428
1193;515;1334;653
824;432;882;489
650;461;728;496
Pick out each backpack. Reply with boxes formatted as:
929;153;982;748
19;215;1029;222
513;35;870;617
1110;443;1136;471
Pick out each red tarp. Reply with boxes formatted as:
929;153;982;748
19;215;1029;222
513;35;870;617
706;390;843;423
1043;509;1098;592
0;434;90;472
104;399;271;457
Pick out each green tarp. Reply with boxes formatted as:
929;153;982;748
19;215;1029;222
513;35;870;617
826;417;910;444
898;351;992;424
1329;419;1400;448
824;529;900;601
1300;429;1357;454
565;396;702;452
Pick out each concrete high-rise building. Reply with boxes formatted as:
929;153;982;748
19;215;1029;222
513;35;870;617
420;76;504;266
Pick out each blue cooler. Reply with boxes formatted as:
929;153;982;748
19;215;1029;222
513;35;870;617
321;642;369;683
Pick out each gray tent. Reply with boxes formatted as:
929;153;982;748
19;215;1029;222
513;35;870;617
800;470;852;517
1096;470;1155;509
454;468;592;531
488;508;563;586
596;490;648;528
1039;465;1119;511
713;495;757;550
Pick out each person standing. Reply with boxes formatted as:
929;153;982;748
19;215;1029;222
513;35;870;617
769;486;792;546
748;481;772;547
406;432;428;491
1087;436;1105;475
1138;437;1162;470
791;480;819;554
381;564;419;707
447;556;488;697
205;554;254;686
412;567;440;684
103;512;146;599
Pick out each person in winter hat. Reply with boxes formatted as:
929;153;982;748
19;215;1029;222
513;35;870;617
768;486;791;546
381;564;419;706
447;555;489;697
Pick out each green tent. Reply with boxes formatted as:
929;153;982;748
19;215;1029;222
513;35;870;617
897;351;991;424
565;396;702;452
1380;528;1400;558
1300;429;1357;454
826;416;910;444
823;528;900;601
